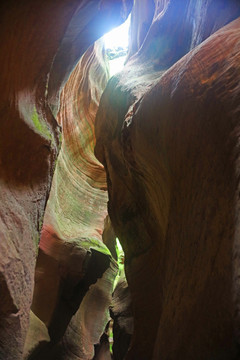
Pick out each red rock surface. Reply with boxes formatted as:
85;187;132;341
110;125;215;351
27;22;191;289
95;1;240;359
0;1;132;358
2;0;240;359
30;42;119;359
43;43;109;247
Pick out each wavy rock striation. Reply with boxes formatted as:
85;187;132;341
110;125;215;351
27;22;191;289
29;41;123;358
2;0;240;359
0;0;132;358
95;1;240;359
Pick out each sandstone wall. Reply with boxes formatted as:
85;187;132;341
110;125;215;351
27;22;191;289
29;42;115;360
2;0;240;359
0;1;132;358
95;1;240;359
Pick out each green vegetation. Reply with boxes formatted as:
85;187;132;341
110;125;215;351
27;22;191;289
113;237;125;289
32;107;52;141
109;238;125;354
108;321;114;354
115;237;124;271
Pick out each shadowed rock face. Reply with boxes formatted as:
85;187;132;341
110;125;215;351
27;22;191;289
95;1;240;359
111;276;133;360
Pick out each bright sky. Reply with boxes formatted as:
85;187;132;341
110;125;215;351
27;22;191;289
107;56;126;76
103;15;131;50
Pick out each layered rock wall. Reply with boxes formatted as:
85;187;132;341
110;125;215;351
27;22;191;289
0;1;132;358
29;42;115;359
95;1;240;359
2;0;240;359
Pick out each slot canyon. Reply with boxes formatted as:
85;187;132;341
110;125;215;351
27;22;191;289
1;0;240;359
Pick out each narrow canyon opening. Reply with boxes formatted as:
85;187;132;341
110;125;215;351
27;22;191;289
1;1;240;360
103;15;131;76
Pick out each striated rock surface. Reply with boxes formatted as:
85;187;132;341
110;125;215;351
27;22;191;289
127;0;155;61
30;40;126;358
3;0;240;359
0;0;133;358
43;42;110;245
95;1;240;359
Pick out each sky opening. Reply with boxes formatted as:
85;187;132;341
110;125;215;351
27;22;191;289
103;15;131;76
